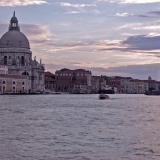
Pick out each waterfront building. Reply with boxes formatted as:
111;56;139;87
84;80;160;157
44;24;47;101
107;76;122;93
120;77;133;93
55;68;92;93
148;80;159;91
45;71;55;91
0;12;45;93
91;76;99;93
129;79;144;94
0;74;29;94
143;81;149;92
91;76;106;93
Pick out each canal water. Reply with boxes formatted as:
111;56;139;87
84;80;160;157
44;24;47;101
0;94;160;160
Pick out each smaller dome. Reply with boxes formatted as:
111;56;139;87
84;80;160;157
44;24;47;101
11;16;18;22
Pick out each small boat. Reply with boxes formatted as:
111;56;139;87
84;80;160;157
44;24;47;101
99;94;110;100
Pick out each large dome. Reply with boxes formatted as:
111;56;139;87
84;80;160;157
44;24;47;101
0;30;30;49
0;12;30;49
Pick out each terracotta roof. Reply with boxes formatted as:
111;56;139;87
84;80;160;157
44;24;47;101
45;71;54;76
56;68;91;74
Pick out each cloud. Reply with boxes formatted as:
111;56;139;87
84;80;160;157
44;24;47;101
148;11;160;16
55;2;98;14
0;0;47;6
122;35;160;50
121;0;160;3
118;22;160;32
97;0;160;4
65;11;82;14
138;11;160;18
116;12;133;17
56;2;96;8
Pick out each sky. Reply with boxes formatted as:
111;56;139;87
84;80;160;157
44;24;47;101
1;0;160;80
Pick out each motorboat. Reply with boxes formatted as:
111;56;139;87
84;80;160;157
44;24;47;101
99;94;110;99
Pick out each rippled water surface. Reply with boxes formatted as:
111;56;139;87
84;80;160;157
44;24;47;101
0;94;160;160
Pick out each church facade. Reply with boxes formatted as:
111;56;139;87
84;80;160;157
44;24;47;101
0;12;45;93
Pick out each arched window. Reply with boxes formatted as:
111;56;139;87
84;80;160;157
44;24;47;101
21;56;24;66
3;81;5;84
13;81;15;85
4;56;7;65
22;72;29;76
22;82;25;85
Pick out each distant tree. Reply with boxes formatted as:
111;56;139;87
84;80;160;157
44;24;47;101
103;75;109;82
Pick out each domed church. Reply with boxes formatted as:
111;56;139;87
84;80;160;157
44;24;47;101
0;12;45;93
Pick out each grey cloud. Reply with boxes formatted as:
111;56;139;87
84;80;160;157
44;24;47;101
122;35;160;50
137;11;160;18
138;15;150;18
45;63;160;80
148;11;160;15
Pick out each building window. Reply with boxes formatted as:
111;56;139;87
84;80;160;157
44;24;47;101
21;56;25;66
22;82;25;85
22;72;29;76
4;56;7;65
13;81;15;85
3;81;5;84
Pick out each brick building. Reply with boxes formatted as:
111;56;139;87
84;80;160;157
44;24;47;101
45;71;55;91
106;76;122;93
55;68;92;93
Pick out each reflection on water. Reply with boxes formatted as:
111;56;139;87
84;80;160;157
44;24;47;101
0;94;160;160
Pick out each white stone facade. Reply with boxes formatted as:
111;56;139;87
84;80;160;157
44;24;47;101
0;12;45;93
0;64;8;74
0;74;29;94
